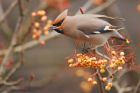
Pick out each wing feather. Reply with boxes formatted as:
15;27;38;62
77;16;111;35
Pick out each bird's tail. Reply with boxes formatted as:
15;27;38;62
112;30;126;41
93;14;125;21
114;27;125;32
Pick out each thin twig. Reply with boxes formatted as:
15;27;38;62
96;70;105;93
0;79;23;86
0;0;18;25
5;62;21;81
1;86;21;93
0;0;24;77
87;0;116;14
134;80;140;93
0;1;12;37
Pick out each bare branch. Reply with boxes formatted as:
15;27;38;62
0;0;18;25
134;80;140;93
87;0;116;14
96;70;105;93
0;0;24;77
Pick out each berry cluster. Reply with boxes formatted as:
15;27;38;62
31;10;52;45
67;39;134;91
68;53;108;69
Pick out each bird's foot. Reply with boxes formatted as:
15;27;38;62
95;49;111;60
81;48;90;54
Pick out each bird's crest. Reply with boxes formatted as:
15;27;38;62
53;9;68;25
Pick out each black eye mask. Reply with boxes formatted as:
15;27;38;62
53;19;64;27
55;29;64;34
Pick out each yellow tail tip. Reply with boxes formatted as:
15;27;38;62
126;39;130;44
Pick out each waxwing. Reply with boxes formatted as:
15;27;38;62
51;9;126;53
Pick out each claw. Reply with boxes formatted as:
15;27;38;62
95;49;110;60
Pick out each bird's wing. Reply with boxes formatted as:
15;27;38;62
77;17;111;35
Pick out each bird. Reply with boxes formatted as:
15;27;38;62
51;9;126;59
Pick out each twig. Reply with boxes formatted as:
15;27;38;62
0;32;60;56
18;0;24;17
96;70;105;93
5;62;22;81
87;0;116;14
134;80;140;93
0;0;18;25
0;0;24;77
1;86;21;93
113;80;134;93
0;79;23;86
0;1;12;37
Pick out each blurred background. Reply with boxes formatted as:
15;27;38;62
0;0;140;93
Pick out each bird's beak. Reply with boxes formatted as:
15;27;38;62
50;26;63;30
50;26;58;30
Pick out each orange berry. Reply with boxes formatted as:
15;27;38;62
88;78;93;82
137;4;140;12
100;68;105;73
107;83;113;87
126;39;130;44
32;34;40;40
47;20;52;24
92;0;105;6
120;52;125;56
91;57;96;61
105;86;111;91
31;12;37;17
41;16;47;21
118;66;123;71
102;77;107;82
34;22;40;28
75;69;85;77
78;58;82;62
92;81;97;85
80;81;92;92
111;51;116;55
76;53;82;56
44;31;49;35
121;60;125;64
37;10;46;16
69;64;73;67
103;59;108;64
68;58;74;64
40;40;45;45
100;65;105;69
110;63;116;69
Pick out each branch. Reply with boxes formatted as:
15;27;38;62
0;0;24;77
0;1;12;37
96;70;105;93
0;79;23;86
113;80;134;93
0;0;18;25
87;0;116;14
134;80;140;93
